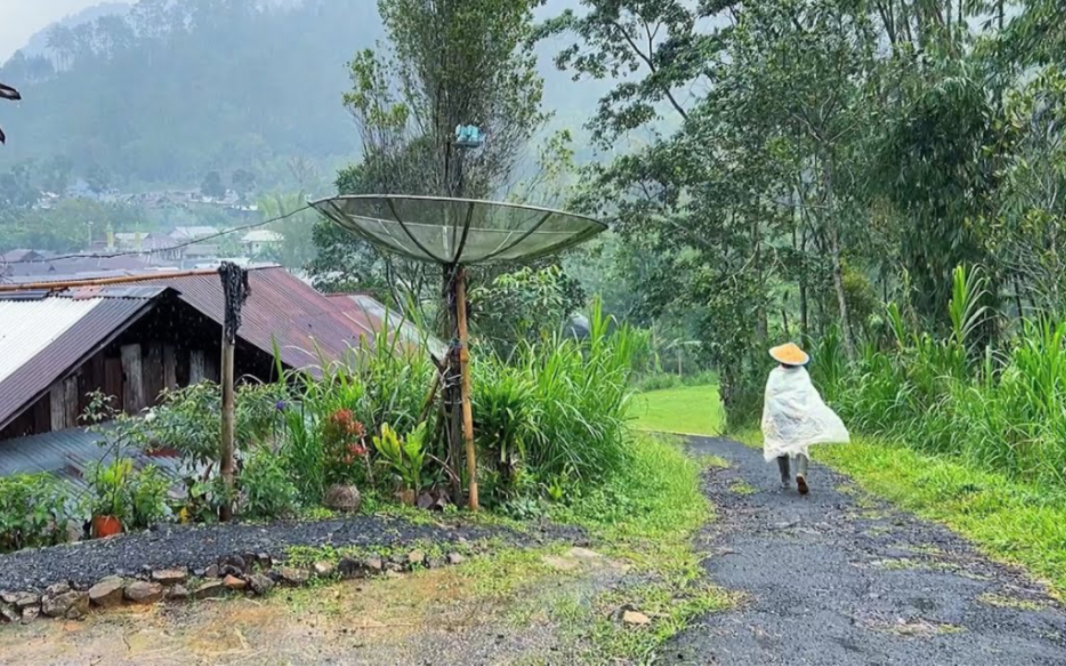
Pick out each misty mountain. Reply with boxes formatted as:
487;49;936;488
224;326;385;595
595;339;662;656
19;2;133;59
0;0;612;193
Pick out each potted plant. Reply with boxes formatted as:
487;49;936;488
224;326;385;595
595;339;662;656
322;409;368;512
85;459;133;538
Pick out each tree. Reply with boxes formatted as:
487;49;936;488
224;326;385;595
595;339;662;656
231;169;257;204
312;0;549;310
200;171;226;199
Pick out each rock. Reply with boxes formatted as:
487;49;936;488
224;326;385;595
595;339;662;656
249;574;275;596
43;591;89;619
324;484;362;512
151;568;188;585
385;569;404;579
313;561;336;578
21;605;40;623
365;557;384;573
337;557;362;579
384;562;403;573
167;585;190;601
221;555;247;572
88;577;125;608
221;565;243;578
124;581;164;604
193;580;227;600
0;605;19;624
622;610;651;626
427;557;445;570
406;551;426;568
256;553;273;569
0;591;17;605
277;567;310;587
446;553;465;566
223;575;247;591
205;564;221;578
45;582;71;597
192;568;207;578
14;592;39;609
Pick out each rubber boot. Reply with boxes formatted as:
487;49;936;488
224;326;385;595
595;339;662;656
777;456;791;489
795;453;810;495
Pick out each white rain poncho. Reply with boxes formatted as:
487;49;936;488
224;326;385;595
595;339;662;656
761;366;850;462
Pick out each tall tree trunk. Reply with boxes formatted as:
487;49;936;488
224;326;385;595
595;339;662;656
823;154;855;358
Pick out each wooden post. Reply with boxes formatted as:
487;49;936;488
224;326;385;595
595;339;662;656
219;334;235;522
218;263;249;523
455;267;478;511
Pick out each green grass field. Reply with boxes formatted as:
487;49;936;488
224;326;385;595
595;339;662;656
630;384;724;436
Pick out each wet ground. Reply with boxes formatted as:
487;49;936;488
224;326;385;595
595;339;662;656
4;437;1066;665
668;437;1066;666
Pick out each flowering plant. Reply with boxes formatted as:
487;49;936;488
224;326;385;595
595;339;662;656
322;409;371;486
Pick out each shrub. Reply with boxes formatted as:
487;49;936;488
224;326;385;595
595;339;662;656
372;422;430;495
240;445;300;519
0;473;77;551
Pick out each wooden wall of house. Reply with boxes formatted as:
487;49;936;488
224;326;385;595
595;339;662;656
0;296;278;442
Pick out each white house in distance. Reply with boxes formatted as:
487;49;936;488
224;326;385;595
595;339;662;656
241;230;284;256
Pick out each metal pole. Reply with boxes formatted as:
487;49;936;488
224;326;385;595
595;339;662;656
455;266;478;511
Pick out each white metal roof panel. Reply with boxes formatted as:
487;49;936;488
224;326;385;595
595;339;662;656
0;298;103;383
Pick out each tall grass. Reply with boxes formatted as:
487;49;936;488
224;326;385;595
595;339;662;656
474;298;649;490
809;266;1066;487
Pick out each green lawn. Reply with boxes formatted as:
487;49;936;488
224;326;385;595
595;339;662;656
630;385;724;436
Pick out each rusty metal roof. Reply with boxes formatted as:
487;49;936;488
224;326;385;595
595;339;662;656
133;267;379;371
0;295;158;431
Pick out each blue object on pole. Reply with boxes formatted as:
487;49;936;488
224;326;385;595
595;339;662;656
455;124;484;148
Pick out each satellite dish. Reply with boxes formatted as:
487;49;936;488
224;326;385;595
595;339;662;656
311;193;606;512
310;195;606;266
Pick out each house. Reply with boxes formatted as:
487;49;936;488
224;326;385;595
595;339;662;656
0;267;407;443
169;226;220;242
241;230;284;256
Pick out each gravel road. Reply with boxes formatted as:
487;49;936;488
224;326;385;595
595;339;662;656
667;437;1066;666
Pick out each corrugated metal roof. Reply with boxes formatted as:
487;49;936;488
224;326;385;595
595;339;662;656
0;298;103;383
326;293;447;359
0;426;180;491
134;268;379;371
0;298;156;430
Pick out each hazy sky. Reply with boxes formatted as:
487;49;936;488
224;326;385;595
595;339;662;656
0;0;100;63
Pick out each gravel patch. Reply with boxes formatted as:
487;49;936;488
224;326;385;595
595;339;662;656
0;514;583;592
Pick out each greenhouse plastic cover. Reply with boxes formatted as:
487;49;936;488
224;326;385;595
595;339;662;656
311;195;606;265
761;366;850;461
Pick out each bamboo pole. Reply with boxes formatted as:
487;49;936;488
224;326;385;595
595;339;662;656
455;266;478;511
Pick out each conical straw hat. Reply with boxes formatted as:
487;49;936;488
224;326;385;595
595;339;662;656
769;342;809;366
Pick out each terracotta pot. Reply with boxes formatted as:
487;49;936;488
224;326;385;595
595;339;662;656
92;515;123;538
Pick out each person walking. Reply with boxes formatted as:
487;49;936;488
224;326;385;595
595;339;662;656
761;342;849;495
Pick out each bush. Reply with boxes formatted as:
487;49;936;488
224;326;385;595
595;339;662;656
85;458;170;529
240;445;300;519
0;473;77;551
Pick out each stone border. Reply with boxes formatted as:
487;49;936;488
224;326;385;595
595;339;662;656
0;548;468;625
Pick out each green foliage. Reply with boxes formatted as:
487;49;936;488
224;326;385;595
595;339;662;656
470;265;582;358
84;458;169;529
240;445;300;520
372;422;429;495
0;473;76;552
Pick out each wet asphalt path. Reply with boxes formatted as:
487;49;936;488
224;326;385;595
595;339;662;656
666;437;1066;666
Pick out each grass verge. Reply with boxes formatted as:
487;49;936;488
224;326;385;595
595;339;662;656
630;385;724;436
734;429;1066;599
548;434;736;662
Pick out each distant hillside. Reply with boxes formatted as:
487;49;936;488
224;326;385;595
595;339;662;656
19;2;132;59
0;0;612;192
